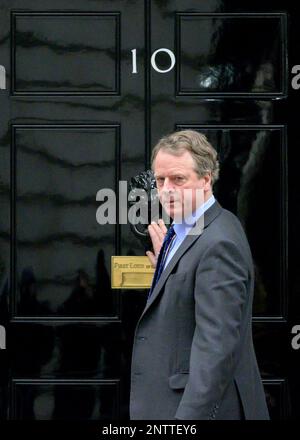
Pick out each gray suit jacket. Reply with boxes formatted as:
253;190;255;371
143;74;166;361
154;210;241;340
130;201;270;420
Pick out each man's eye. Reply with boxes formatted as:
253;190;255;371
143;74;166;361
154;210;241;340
156;178;164;185
175;177;184;183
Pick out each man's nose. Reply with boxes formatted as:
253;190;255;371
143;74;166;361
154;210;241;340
162;178;174;191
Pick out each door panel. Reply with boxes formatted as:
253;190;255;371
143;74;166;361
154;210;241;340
11;379;120;420
176;13;286;97
12;12;120;95
12;125;118;317
175;125;287;319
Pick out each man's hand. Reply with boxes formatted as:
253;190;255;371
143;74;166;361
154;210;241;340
146;219;167;268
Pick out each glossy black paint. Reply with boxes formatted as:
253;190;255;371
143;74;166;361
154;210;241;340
0;0;299;420
176;14;286;96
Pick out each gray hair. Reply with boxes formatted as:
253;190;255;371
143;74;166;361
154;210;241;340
151;129;220;185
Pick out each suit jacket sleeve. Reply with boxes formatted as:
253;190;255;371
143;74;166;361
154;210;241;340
174;239;249;420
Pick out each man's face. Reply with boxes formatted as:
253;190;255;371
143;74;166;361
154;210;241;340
153;150;211;221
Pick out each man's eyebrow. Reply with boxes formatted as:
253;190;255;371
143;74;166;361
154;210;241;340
155;173;186;178
171;173;186;178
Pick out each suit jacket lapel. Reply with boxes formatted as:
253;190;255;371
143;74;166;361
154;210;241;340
140;200;222;319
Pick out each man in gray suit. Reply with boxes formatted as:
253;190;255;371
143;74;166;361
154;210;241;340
130;130;270;420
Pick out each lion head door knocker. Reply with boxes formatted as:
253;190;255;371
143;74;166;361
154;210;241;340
128;169;167;250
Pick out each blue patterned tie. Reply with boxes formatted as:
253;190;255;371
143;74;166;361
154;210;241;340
147;225;176;299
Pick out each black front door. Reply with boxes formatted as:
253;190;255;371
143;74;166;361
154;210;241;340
0;0;147;420
0;0;299;420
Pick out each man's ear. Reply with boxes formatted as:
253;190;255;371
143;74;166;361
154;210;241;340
203;173;212;191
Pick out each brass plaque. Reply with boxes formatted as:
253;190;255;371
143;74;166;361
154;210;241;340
111;256;155;289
